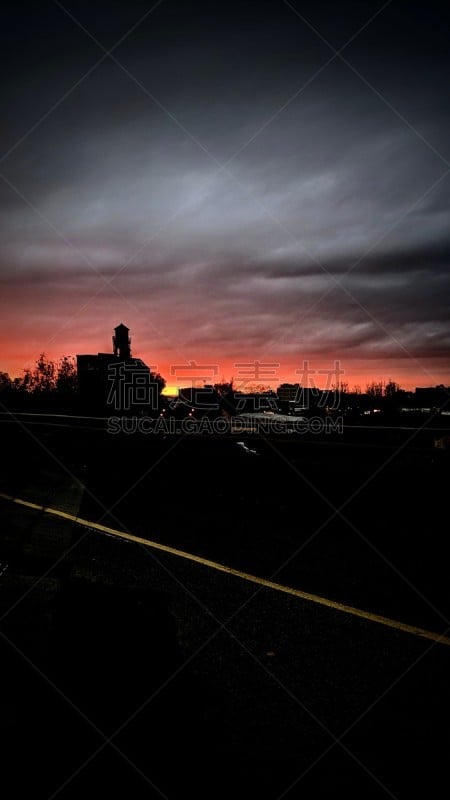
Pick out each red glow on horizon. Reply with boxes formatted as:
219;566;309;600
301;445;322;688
1;339;449;393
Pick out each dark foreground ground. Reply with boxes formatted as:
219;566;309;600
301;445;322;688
1;419;449;798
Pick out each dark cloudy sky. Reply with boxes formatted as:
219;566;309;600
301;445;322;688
1;0;449;388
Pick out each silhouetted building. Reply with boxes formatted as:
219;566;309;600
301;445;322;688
277;383;324;411
415;386;449;409
220;390;279;414
277;383;301;403
77;324;157;412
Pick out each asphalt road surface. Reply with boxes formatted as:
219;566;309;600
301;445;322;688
1;422;449;797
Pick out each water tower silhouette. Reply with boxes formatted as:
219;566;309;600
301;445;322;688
112;323;131;360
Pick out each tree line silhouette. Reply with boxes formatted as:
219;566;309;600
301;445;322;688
0;354;78;411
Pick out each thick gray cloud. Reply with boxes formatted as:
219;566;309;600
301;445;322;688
0;1;449;385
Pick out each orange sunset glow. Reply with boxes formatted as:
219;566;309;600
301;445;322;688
1;317;448;393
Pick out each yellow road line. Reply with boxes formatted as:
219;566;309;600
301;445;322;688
1;491;449;647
